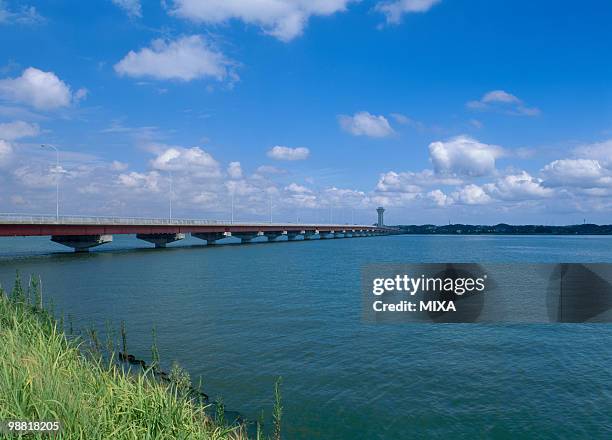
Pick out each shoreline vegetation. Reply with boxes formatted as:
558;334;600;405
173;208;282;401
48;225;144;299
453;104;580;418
0;273;282;440
397;223;612;235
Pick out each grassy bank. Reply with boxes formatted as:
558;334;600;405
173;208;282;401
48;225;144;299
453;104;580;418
0;276;251;439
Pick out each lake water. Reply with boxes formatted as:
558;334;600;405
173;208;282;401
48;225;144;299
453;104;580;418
1;234;611;439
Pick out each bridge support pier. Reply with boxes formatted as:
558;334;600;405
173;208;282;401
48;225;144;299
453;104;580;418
319;231;334;239
51;234;113;252
287;231;305;241
265;231;287;242
192;232;231;245
233;231;264;243
304;230;319;240
137;233;185;248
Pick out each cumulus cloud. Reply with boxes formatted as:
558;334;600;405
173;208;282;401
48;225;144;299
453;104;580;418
267;145;310;161
574;139;612;167
285;182;312;194
114;35;235;82
225;179;259;197
150;146;221;178
376;0;441;25
227;161;243;179
0;67;86;110
112;0;142;18
426;189;452;207
452;184;491;205
338;111;394;138
13;164;58;188
484;171;553;200
169;0;354;42
429;135;503;177
376;169;462;193
284;183;317;208
117;171;161;192
322;187;368;207
467;89;540;116
0;120;39;140
541;159;612;188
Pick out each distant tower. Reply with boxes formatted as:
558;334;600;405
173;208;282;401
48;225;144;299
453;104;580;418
376;207;385;227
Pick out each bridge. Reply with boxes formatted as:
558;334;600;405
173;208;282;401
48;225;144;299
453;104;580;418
0;214;397;252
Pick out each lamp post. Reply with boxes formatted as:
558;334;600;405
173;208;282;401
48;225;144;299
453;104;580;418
41;144;60;221
169;171;173;221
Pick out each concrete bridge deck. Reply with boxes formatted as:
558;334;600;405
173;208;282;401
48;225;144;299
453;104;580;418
0;214;396;252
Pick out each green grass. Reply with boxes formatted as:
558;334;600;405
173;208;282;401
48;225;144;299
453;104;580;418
0;276;248;440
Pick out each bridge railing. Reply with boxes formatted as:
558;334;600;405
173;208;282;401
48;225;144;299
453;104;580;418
0;213;375;228
0;213;231;225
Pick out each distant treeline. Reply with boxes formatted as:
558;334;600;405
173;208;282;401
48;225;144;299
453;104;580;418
396;223;612;235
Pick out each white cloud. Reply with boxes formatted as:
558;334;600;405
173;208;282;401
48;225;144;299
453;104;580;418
283;184;318;208
574;139;612;167
13;164;54;188
225;179;258;197
150;146;221;177
376;171;421;194
74;87;89;102
426;189;452;207
256;165;286;174
0;67;83;110
482;90;521;104
467;89;540;116
484;171;553;200
0;1;43;25
267;145;310;161
114;35;235;82
389;113;410;125
452;184;491;205
169;0;354;42
0;120;39;140
469;119;483;129
376;169;462;193
285;182;312;194
227;161;243;179
117;171;161;192
429;135;503;177
390;113;425;130
322;186;368;207
112;0;142;18
541;159;612;188
0;139;12;167
376;0;441;25
111;160;128;171
338;111;394;138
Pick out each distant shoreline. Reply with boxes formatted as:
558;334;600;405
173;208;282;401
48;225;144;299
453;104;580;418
394;224;612;235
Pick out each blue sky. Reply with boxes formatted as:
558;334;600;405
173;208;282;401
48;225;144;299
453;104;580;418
0;0;611;225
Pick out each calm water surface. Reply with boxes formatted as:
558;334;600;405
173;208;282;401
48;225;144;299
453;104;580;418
1;235;611;439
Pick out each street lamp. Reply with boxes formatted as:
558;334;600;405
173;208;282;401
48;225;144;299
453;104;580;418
41;144;60;221
169;171;173;221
